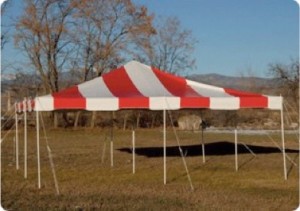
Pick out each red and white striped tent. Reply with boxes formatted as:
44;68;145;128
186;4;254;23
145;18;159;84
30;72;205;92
16;60;282;112
14;60;288;190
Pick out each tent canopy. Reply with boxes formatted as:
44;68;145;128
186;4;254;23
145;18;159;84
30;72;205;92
17;61;282;112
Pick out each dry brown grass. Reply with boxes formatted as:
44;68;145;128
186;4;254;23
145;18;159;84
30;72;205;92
1;128;299;210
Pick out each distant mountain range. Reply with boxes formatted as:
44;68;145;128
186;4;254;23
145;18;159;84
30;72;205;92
1;73;16;81
187;73;278;93
1;72;279;94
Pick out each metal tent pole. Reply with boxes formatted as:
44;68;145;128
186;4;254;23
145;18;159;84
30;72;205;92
163;110;167;185
15;111;19;170
297;8;300;207
36;110;41;188
132;130;135;174
235;129;238;171
280;103;287;180
201;127;206;163
299;100;300;209
110;137;113;167
24;109;27;179
110;113;114;167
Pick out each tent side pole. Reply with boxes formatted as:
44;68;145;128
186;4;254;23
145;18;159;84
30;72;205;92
24;111;27;179
36;110;41;188
15;112;19;170
163;110;167;185
280;105;287;180
201;127;205;163
235;129;238;171
110;135;113;167
132;130;135;174
110;115;114;168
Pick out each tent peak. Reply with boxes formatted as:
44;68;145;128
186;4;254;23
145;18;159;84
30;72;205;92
124;60;151;70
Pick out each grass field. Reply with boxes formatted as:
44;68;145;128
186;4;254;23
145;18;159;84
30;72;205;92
1;127;299;210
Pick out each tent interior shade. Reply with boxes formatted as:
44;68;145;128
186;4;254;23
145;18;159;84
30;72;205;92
16;61;282;112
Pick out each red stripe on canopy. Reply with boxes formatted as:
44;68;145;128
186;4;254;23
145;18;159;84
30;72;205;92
152;67;210;108
53;86;86;109
152;67;200;97
181;97;210;108
103;67;149;109
224;88;268;108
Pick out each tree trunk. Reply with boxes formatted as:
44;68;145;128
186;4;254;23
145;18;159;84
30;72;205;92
62;112;71;127
74;111;81;128
90;111;97;128
53;112;58;128
136;112;141;128
151;113;156;128
123;113;128;130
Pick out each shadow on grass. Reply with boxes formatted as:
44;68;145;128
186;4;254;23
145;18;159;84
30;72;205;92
117;141;299;157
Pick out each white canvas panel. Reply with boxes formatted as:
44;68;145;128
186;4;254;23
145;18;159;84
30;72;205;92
210;97;240;110
267;96;282;110
78;77;115;97
150;97;180;110
22;100;27;112
187;80;231;97
125;61;173;97
27;100;32;112
86;98;119;111
35;95;54;111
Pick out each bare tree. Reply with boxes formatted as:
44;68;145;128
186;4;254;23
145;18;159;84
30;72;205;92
138;17;197;74
269;59;299;106
71;0;155;78
14;0;75;93
70;0;155;127
14;0;76;127
1;0;11;49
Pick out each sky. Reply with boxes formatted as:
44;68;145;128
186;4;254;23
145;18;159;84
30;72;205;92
1;0;299;77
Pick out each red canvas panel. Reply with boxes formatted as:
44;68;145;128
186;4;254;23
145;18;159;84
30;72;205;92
180;97;210;108
224;88;268;108
53;86;86;109
103;67;149;108
152;67;200;97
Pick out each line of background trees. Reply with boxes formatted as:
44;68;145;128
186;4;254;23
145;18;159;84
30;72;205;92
1;0;298;129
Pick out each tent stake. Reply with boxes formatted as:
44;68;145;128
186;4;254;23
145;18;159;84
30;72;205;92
36;110;41;188
132;130;135;174
235;129;238;171
24;108;27;179
280;103;287;180
163;110;167;185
